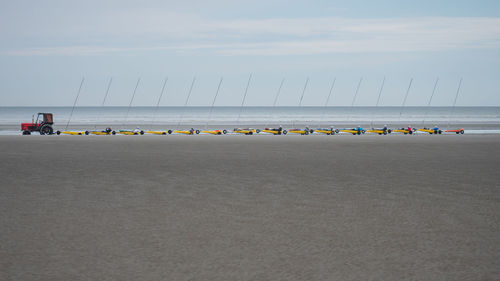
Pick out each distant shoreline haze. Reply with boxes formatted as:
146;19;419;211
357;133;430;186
1;106;499;125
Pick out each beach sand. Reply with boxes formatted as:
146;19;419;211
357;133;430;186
1;135;499;280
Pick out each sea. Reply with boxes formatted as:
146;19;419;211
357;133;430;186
1;106;500;132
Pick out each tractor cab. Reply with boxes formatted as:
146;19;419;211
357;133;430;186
40;113;53;124
21;113;55;135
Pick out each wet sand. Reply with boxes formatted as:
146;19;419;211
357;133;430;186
1;135;499;280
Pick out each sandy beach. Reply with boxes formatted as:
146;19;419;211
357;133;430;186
1;135;499;280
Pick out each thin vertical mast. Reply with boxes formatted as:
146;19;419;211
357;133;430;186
370;77;385;128
398;78;413;123
348;77;363;123
319;77;336;128
422;77;439;127
272;78;285;107
298;77;309;107
206;77;223;129
124;77;141;128
236;74;252;126
447;78;463;129
293;77;309;128
150;77;168;130
266;78;285;128
94;77;113;130
65;77;85;131
177;77;196;129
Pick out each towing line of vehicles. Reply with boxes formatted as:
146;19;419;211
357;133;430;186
21;113;465;136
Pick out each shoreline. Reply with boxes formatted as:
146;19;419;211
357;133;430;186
2;122;500;133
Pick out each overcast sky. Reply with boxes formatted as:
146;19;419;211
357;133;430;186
1;0;499;106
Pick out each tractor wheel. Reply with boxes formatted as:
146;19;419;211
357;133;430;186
256;129;261;133
85;131;89;135
460;130;464;134
383;131;387;135
409;130;412;135
223;130;227;134
283;130;287;135
217;131;222;135
195;130;200;134
40;124;53;135
168;130;172;134
438;130;442;134
335;129;340;134
162;132;166;135
112;131;116;135
456;132;459;134
140;130;144;135
56;131;61;135
22;130;31;135
388;129;392;134
248;132;253;135
310;129;314;134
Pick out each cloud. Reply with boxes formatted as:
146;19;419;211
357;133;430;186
4;16;500;56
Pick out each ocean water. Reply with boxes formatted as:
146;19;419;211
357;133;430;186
1;106;499;129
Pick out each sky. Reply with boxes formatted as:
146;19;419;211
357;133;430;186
0;0;499;106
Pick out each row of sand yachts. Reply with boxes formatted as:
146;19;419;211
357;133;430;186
55;125;465;136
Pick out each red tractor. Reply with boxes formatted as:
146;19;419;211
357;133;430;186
21;113;55;135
